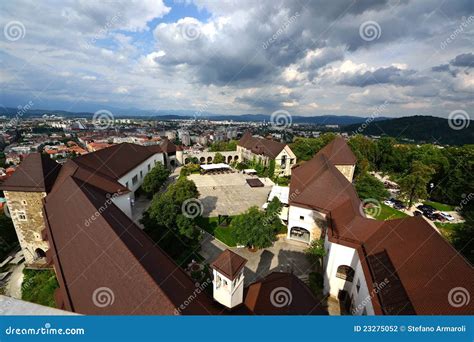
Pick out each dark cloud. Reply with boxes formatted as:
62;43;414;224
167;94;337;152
450;53;474;68
339;66;423;87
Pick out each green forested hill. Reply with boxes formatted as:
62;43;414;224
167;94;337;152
342;115;473;145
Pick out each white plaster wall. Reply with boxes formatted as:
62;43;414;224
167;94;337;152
287;205;325;242
323;238;358;297
112;193;133;219
275;146;296;176
349;261;375;315
212;269;244;309
118;153;164;193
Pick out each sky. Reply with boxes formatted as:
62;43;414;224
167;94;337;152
0;0;473;118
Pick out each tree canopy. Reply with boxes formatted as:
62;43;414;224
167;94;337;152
231;206;277;249
141;162;171;195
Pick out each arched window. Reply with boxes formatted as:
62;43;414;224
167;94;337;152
35;248;46;259
336;265;355;282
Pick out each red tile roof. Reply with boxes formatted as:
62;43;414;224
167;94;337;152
318;136;357;165
211;249;247;280
1;153;61;193
238;132;286;158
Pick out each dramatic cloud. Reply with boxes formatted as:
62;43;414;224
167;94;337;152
0;0;473;117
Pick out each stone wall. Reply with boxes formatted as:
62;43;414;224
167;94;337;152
4;191;49;265
335;165;355;182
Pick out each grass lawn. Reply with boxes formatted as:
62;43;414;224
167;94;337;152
196;216;237;247
370;203;409;221
423;200;455;212
22;269;59;308
435;222;464;242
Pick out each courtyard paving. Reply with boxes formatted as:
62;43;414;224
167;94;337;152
188;173;274;217
200;232;314;284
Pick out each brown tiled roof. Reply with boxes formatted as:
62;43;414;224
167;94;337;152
1;153;61;192
238;132;286;158
211;249;247;280
362;217;474;315
366;251;415;315
290;154;360;212
318;136;356;165
44;175;219;315
73;143;157;180
160;138;177;153
244;272;327;315
292;137;474;315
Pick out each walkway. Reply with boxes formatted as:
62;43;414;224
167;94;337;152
200;232;313;284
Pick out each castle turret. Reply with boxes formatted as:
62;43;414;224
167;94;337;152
211;249;247;309
1;153;60;266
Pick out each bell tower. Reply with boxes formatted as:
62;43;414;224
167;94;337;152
211;249;247;309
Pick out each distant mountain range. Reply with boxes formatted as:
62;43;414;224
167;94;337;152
0;107;388;125
342;115;473;146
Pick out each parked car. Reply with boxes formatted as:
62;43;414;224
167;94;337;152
417;204;435;214
384;199;394;206
423;212;437;221
413;211;423;216
439;212;455;222
432;213;446;222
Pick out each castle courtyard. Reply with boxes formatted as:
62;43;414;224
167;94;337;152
187;172;274;217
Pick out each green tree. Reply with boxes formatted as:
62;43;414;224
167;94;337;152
355;173;389;201
231;206;276;249
305;239;326;272
142;177;201;262
265;197;286;233
141;162;171;195
213;152;225;164
399;161;435;208
267;159;275;179
451;201;474;264
0;212;18;260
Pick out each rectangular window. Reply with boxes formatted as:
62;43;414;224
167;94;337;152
356;279;361;293
299;216;304;220
132;175;138;185
148;164;151;171
140;170;143;178
18;211;27;221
